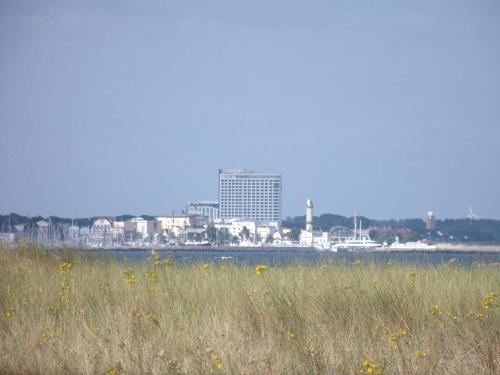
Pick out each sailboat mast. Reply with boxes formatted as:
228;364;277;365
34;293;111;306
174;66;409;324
354;212;357;240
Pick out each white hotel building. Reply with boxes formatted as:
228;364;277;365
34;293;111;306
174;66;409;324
218;169;282;222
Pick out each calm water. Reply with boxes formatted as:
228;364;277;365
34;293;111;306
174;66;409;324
85;248;500;267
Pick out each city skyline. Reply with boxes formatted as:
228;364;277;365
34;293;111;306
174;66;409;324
1;1;499;219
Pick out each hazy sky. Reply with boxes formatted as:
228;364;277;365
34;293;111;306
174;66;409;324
1;0;499;220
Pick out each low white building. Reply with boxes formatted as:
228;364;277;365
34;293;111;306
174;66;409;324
91;218;112;233
113;221;125;229
300;229;313;246
156;215;192;231
187;201;220;222
214;219;256;239
256;222;279;242
272;231;291;246
111;221;125;242
68;225;80;241
257;226;272;241
300;229;329;249
89;218;113;247
130;217;156;240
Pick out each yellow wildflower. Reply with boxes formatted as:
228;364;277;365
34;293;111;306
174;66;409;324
430;304;442;316
57;262;73;307
132;307;143;318
146;271;158;282
374;325;385;332
467;310;483;319
107;366;121;375
5;307;15;318
482;292;497;310
212;354;223;369
247;290;258;301
446;312;458;321
407;272;416;287
200;263;209;271
146;314;160;326
132;306;159;326
151;254;173;266
255;265;268;276
150;254;161;264
42;330;57;344
416;350;427;358
360;359;382;374
123;268;136;291
388;330;408;348
58;261;73;276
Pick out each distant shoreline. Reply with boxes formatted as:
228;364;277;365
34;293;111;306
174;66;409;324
366;243;500;253
76;243;500;253
434;243;500;253
83;246;317;252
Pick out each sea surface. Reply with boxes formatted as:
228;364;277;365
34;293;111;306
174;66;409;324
84;248;500;266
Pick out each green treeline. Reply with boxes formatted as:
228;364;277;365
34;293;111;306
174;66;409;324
282;215;500;243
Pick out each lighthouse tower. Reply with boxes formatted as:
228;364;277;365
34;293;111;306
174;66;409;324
306;199;313;232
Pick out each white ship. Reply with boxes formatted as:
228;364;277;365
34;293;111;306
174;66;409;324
184;240;211;246
330;215;381;252
331;236;381;252
387;236;436;251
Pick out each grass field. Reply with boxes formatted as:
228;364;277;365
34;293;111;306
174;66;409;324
1;243;499;374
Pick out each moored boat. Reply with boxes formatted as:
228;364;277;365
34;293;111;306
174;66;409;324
330;215;381;252
386;236;436;251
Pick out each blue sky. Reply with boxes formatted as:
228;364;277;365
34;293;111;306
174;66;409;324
1;0;499;219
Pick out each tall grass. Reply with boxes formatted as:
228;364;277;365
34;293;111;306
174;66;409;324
0;243;499;374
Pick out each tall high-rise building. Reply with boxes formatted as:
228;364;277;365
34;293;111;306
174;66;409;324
219;169;282;222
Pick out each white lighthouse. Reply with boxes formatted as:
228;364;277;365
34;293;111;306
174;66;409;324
306;199;313;232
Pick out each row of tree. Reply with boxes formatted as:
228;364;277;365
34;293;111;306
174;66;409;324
205;224;275;245
282;214;500;243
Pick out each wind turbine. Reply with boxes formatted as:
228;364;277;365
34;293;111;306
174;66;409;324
466;205;479;223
